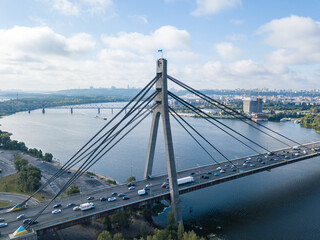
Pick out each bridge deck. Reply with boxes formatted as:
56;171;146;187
1;141;320;238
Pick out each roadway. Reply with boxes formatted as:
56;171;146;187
0;141;320;239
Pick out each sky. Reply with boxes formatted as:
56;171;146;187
0;0;320;91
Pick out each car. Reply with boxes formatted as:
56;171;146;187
243;163;247;166
295;153;300;156
73;206;81;211
268;152;274;155
0;218;4;222
190;172;195;175
216;167;222;170
17;214;25;220
108;197;116;202
52;209;61;214
118;193;125;197
232;168;237;172
207;171;212;175
67;170;72;174
53;203;61;208
67;203;76;207
90;176;94;178
111;192;117;196
128;186;135;190
220;169;225;173
250;164;255;167
87;196;94;200
214;173;220;176
0;223;8;228
146;184;152;188
127;182;135;187
261;161;266;164
122;196;130;200
100;197;107;201
161;182;169;188
201;175;209;179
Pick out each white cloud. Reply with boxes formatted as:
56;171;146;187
130;15;148;24
52;0;114;16
101;25;192;54
52;0;79;16
192;0;242;16
257;15;320;64
0;26;95;58
214;42;242;60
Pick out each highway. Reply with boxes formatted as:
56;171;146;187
0;141;320;239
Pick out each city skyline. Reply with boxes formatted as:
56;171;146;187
0;0;320;91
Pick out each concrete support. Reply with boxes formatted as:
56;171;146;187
70;107;73;114
98;107;100;114
144;58;183;225
42;107;45;114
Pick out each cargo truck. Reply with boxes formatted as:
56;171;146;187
177;176;194;185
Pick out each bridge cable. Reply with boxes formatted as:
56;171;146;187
26;95;158;228
168;108;219;164
168;92;271;155
21;75;160;207
168;75;305;149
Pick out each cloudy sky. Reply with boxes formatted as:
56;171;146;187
0;0;320;91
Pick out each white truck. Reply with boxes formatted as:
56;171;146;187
177;176;194;185
138;189;147;196
80;202;95;211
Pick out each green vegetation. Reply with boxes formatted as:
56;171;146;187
0;200;13;208
18;164;42;192
0;173;44;201
126;176;136;183
152;202;169;215
97;212;205;240
87;171;97;176
107;179;117;185
263;102;320;111
300;114;320;131
65;184;80;196
268;111;302;121
14;156;28;172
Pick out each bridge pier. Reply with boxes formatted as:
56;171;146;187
42;107;45;114
71;107;73;114
111;108;113;114
144;58;183;227
98;107;100;114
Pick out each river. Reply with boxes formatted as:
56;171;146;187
1;104;320;239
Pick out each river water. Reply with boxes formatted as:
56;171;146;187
1;104;320;239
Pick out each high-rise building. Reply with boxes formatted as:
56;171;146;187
243;97;263;114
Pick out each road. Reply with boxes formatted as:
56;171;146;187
0;193;40;207
0;142;319;239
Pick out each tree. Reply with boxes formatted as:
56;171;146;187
65;184;80;196
14;157;28;172
113;233;125;240
109;211;132;229
18;165;42;192
98;230;112;240
126;176;136;183
43;153;53;162
139;222;149;239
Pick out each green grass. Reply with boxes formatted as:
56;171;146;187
0;200;13;208
0;173;44;202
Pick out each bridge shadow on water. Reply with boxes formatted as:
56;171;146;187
181;160;320;240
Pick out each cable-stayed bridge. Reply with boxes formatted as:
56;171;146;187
1;59;320;239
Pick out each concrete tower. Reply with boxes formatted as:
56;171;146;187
144;58;183;225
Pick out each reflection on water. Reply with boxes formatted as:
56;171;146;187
1;104;320;239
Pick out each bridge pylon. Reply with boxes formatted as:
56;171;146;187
144;58;183;225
